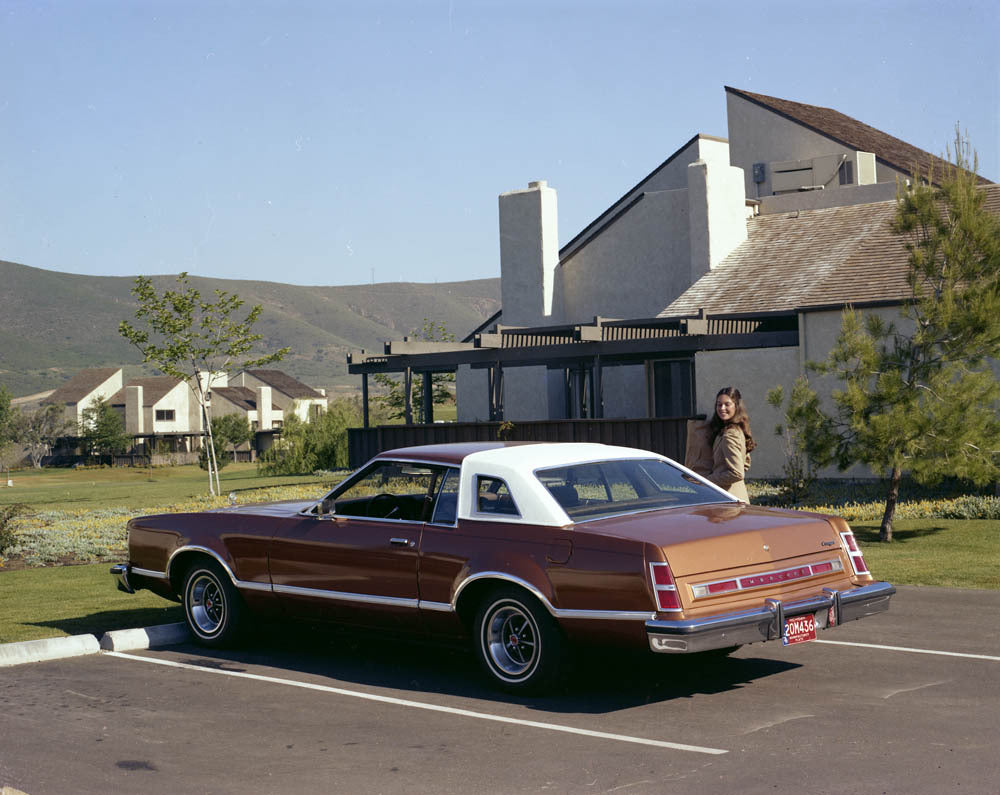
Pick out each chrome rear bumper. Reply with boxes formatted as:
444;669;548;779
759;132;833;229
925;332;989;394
645;581;896;653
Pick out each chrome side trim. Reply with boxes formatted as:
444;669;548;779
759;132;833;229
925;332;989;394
167;545;237;583
131;566;168;580
417;600;455;613
453;571;556;614
236;580;274;593
272;583;419;609
551;608;655;621
451;571;652;621
167;545;272;594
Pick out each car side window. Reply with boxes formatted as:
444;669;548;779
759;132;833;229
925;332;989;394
430;468;460;525
476;476;520;516
330;461;436;521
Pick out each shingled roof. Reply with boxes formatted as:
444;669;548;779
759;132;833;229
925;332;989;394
45;368;121;405
726;87;990;185
243;369;323;400
108;377;184;407
212;386;279;412
662;184;1000;317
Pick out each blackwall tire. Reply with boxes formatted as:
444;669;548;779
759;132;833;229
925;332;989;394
473;587;565;694
182;558;245;648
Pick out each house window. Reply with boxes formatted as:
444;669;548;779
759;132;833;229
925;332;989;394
155;409;176;422
650;359;694;418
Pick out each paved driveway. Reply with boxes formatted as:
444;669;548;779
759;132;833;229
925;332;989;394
1;585;998;794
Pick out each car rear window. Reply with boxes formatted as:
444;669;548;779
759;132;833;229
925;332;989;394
536;458;725;521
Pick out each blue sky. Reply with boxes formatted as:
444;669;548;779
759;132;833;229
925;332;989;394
2;0;997;287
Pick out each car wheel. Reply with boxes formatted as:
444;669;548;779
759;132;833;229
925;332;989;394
182;558;245;647
473;587;564;693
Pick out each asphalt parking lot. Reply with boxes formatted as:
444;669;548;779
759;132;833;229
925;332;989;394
2;585;998;795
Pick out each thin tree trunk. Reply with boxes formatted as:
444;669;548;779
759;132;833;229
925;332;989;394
880;466;901;542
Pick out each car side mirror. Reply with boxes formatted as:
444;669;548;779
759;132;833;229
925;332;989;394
319;498;335;516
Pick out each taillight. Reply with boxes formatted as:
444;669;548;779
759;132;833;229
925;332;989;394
840;530;870;575
649;561;681;612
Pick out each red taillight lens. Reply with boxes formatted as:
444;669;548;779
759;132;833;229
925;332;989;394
649;562;681;612
840;531;870;575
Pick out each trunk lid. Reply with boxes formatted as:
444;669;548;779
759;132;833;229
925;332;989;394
578;503;840;576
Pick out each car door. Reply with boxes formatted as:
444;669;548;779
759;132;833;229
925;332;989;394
268;460;439;628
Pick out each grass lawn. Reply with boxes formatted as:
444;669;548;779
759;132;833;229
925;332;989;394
0;563;183;644
1;515;996;644
854;519;999;590
0;462;332;513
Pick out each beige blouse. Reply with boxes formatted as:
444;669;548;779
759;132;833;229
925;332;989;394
708;425;751;502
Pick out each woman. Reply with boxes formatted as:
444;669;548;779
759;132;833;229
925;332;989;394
706;386;755;502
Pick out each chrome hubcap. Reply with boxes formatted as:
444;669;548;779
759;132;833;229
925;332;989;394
189;573;225;636
485;603;538;677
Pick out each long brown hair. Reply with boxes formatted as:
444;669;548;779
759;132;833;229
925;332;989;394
709;386;756;452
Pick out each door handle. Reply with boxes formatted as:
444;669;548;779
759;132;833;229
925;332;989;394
390;537;415;547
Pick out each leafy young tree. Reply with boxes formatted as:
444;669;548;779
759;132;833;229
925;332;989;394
0;386;15;471
80;397;131;459
199;413;254;472
781;132;1000;541
374;319;456;422
260;397;362;475
15;405;73;468
119;272;289;495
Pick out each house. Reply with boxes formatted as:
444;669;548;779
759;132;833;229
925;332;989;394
229;369;327;423
210;385;281;432
108;376;202;454
348;86;997;478
43;367;123;428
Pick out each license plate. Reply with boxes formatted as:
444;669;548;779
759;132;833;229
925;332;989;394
783;614;817;645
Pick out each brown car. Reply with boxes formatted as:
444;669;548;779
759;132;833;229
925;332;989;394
111;442;894;691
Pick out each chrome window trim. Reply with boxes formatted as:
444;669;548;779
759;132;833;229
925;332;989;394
532;456;737;524
473;475;522;518
564;499;733;525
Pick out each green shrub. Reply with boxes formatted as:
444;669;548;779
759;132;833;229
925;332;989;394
748;478;1000;521
0;502;27;560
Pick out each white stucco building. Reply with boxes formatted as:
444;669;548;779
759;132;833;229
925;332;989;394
350;86;997;477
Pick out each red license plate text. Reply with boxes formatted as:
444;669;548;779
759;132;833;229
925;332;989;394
783;614;817;645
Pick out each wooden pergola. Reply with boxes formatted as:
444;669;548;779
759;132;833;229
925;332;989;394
347;311;799;426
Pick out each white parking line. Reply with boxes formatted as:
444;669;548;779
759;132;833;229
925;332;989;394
816;639;1000;662
104;651;728;755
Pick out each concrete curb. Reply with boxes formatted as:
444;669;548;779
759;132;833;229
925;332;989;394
99;622;190;651
0;622;190;667
0;633;101;667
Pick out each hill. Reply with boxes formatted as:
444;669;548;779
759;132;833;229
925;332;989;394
0;260;500;397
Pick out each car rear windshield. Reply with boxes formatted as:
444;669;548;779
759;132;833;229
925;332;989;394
536;458;727;521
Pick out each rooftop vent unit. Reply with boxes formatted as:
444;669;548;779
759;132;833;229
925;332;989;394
769;151;876;195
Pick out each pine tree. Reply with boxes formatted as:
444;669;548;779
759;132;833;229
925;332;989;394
782;131;1000;541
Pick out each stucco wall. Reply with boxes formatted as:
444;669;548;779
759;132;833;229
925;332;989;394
149;383;191;435
601;364;648;418
556;189;691;322
456;365;492;422
693;346;800;479
727;93;910;199
503;367;564;422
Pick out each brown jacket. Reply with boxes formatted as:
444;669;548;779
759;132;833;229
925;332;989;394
708;425;751;502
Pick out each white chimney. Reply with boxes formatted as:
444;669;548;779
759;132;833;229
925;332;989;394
256;386;273;431
498;180;559;326
687;159;748;282
125;385;144;435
